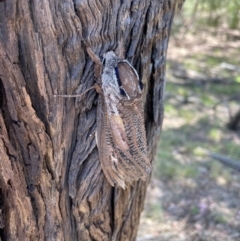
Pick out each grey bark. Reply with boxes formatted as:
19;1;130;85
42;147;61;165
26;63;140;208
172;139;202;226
0;0;180;240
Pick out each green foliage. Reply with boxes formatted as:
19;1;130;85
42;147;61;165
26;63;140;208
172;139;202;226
208;128;222;142
145;203;163;221
176;0;240;30
154;128;200;180
208;161;232;183
154;69;240;181
234;76;240;83
212;211;228;224
190;206;199;215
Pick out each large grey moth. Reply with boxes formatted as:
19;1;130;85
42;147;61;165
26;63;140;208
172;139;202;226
55;46;151;189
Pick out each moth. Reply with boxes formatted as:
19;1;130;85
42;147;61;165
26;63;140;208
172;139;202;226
55;46;151;188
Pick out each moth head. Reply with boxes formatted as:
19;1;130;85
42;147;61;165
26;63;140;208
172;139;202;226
102;51;119;68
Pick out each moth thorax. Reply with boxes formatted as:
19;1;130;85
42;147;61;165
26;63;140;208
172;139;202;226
103;51;119;68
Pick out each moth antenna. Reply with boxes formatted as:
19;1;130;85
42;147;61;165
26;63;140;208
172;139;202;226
85;47;102;80
85;47;101;65
81;39;102;79
54;85;96;98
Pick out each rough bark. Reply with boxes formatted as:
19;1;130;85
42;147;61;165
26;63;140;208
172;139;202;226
0;0;179;240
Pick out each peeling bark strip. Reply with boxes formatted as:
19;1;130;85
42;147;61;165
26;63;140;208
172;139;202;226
0;1;179;241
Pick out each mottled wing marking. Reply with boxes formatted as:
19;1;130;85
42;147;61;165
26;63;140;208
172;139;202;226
96;95;127;188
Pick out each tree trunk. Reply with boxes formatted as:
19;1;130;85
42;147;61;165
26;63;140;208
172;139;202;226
228;109;240;130
0;1;180;240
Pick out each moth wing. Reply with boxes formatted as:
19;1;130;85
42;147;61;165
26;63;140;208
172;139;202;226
116;61;151;180
107;106;151;183
96;95;127;188
116;99;151;180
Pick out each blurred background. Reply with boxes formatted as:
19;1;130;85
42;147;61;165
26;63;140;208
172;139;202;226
138;0;240;240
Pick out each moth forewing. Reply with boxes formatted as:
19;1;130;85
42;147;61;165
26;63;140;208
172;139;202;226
118;100;150;178
96;95;127;188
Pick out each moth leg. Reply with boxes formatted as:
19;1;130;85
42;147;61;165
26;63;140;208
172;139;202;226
93;83;102;94
85;47;102;80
